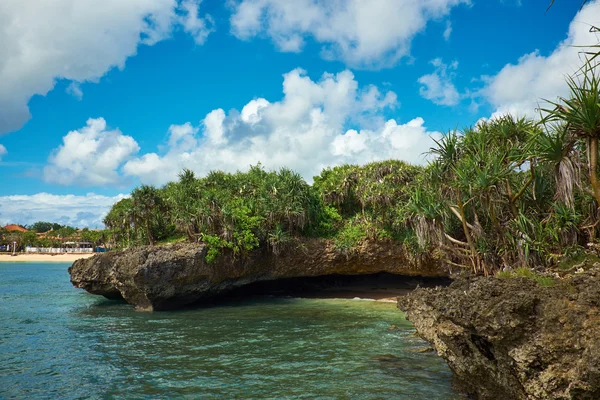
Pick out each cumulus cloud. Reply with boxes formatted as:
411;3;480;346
44;118;140;186
418;58;460;106
120;68;441;185
0;193;127;228
331;118;443;164
481;0;600;118
0;0;213;134
0;144;6;161
229;0;469;68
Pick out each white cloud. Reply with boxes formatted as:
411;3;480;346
443;21;452;41
481;0;600;118
121;68;441;185
418;58;460;106
241;98;270;124
0;0;213;134
0;193;127;228
44;118;140;186
0;144;7;161
229;0;469;68
167;122;199;149
179;0;214;44
66;82;83;100
331;118;442;165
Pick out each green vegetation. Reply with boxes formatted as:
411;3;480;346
496;268;556;287
558;252;600;271
103;62;600;272
28;222;66;233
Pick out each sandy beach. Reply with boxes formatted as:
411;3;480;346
0;253;95;263
297;287;409;303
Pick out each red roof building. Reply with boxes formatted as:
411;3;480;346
4;224;28;232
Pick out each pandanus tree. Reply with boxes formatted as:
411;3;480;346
103;198;135;248
164;169;201;241
425;132;477;269
412;117;543;274
270;168;312;233
313;164;360;214
541;64;600;234
401;173;446;251
531;123;581;208
425;129;497;274
131;184;163;246
314;160;419;233
353;160;420;224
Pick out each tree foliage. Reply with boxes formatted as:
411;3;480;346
28;221;65;233
101;64;600;274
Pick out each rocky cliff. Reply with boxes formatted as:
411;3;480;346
69;239;446;311
399;270;600;400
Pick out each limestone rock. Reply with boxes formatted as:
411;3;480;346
399;271;600;400
69;238;445;311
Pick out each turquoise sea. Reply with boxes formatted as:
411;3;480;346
0;262;460;399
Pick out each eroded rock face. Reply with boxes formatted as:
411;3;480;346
69;239;446;311
399;271;600;400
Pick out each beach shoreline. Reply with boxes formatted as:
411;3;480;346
294;288;408;303
0;253;95;263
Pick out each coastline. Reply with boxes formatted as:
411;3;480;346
0;253;95;263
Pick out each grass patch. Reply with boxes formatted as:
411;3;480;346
558;252;600;271
156;235;188;245
496;267;556;287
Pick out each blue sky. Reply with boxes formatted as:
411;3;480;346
0;0;599;227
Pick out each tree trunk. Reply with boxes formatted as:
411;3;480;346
587;137;600;241
506;181;519;217
507;165;535;217
145;218;154;246
457;199;479;274
187;224;195;242
589;137;600;206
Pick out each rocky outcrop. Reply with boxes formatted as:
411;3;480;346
69;238;445;311
399;270;600;400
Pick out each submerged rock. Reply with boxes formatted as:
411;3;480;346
399;270;600;400
69;239;445;311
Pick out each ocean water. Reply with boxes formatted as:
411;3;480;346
0;262;460;399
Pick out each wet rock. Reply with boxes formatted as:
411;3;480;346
399;270;600;400
411;347;434;354
69;239;446;311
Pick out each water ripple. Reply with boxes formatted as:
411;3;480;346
0;262;460;399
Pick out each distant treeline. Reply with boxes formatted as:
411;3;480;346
0;223;106;251
27;221;72;233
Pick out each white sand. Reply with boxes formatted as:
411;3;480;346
0;253;95;263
